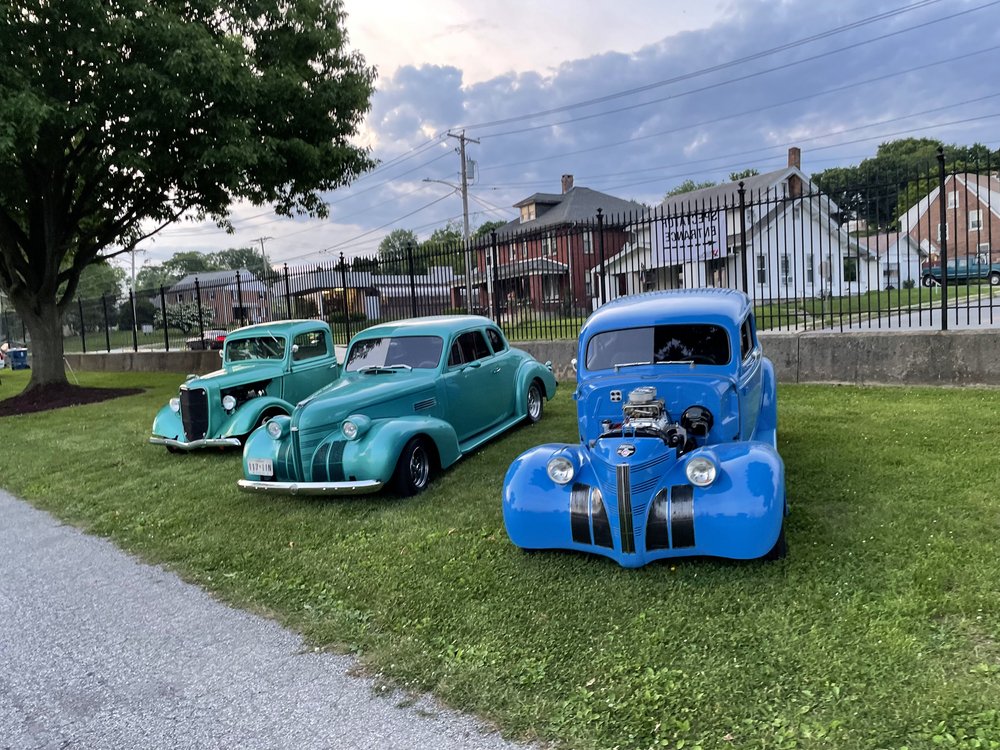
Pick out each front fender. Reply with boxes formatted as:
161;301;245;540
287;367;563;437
337;415;462;481
151;404;183;440
219;396;293;439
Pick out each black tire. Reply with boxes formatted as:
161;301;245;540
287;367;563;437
526;381;544;424
990;272;1000;287
762;522;787;561
921;274;937;288
165;444;181;454
392;437;432;497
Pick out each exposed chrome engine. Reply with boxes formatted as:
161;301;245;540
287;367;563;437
622;386;671;433
599;387;714;456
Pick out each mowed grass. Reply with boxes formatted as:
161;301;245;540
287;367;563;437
2;369;1000;749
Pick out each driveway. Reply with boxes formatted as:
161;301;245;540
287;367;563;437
0;489;529;750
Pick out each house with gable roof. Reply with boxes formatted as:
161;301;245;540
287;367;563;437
166;268;269;325
601;148;875;302
896;172;1000;268
461;176;645;314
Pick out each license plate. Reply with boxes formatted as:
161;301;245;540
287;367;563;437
247;458;273;477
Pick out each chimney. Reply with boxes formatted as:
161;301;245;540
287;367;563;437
561;174;574;193
787;147;801;170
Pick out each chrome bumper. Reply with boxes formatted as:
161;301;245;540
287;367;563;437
237;478;384;496
149;436;242;450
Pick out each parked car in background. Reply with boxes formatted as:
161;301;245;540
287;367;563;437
150;320;339;451
239;315;557;497
502;288;787;568
922;253;1000;287
186;329;229;350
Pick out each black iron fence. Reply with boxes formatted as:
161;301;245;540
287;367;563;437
57;148;1000;353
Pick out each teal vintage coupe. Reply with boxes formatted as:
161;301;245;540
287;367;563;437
238;316;557;496
150;320;340;451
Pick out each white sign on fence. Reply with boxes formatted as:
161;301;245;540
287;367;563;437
655;209;728;265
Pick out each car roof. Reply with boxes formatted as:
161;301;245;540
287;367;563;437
226;319;329;338
351;315;497;339
581;288;750;339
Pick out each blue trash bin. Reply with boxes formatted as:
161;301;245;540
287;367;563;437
9;348;29;370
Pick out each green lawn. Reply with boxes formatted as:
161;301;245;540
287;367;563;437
2;370;1000;749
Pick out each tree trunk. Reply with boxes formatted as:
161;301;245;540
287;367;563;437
19;298;68;389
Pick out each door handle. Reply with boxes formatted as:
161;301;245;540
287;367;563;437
492;367;501;374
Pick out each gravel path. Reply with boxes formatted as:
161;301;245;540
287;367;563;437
0;489;530;750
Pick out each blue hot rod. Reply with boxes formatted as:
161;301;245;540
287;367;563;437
502;288;786;567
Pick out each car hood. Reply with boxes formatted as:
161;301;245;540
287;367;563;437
184;361;286;392
292;370;438;432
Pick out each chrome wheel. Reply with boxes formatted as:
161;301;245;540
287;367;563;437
527;383;543;424
408;444;430;489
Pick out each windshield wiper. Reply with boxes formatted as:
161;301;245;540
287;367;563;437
613;361;651;371
360;365;399;375
656;359;694;365
384;364;413;371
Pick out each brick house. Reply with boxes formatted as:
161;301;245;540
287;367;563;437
459;176;645;315
897;173;1000;265
166;269;269;326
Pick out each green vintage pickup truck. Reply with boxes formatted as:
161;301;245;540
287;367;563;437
922;254;1000;287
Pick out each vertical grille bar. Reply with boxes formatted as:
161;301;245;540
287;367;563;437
670;484;696;548
617;463;635;554
645;489;670;551
570;483;591;544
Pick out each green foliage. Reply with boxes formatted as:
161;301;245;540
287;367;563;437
729;168;760;181
377;229;420;273
812;139;1000;230
665;179;717;198
0;0;375;384
153;302;214;334
4;377;1000;749
473;220;508;240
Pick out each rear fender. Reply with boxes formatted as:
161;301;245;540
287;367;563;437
515;361;558;407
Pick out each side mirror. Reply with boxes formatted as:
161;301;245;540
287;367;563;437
291;343;299;353
571;357;578;373
219;350;224;360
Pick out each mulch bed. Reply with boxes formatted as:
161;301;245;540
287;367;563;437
0;383;143;417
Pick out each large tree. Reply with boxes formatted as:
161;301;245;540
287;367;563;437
0;0;375;389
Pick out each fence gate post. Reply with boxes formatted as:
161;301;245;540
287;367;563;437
235;271;244;326
339;252;352;340
101;294;111;352
937;146;948;331
284;264;292;318
407;241;418;317
78;297;87;353
159;286;169;351
738;181;749;294
490;231;501;324
596;208;606;305
194;278;205;343
129;291;138;352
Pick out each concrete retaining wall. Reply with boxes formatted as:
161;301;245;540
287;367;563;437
63;329;1000;387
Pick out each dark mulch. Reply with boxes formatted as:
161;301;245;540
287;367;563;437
0;383;143;417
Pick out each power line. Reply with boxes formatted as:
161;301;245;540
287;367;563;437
457;0;951;131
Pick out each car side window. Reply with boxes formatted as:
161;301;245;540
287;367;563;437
487;328;507;354
293;331;328;361
740;318;755;361
449;331;491;367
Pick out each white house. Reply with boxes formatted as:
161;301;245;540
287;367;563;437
858;232;925;289
601;148;876;301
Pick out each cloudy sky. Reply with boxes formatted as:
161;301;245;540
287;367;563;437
132;0;1000;271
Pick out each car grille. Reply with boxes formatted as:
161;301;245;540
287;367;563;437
180;388;209;440
590;452;674;554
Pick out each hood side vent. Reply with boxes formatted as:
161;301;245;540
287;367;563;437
414;397;437;412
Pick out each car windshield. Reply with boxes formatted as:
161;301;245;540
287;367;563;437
225;336;287;362
585;324;731;371
345;335;444;372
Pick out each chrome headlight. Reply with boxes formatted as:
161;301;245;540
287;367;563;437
341;414;371;441
222;395;237;411
685;456;717;487
266;420;285;440
546;455;575;485
169;397;180;412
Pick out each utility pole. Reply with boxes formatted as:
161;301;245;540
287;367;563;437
251;236;273;274
447;130;479;313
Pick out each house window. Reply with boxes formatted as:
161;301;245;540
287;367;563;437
756;254;767;284
937;223;949;242
508;243;516;260
542;275;560;300
969;210;983;231
585;274;594;297
805;254;814;284
519;204;536;223
780;254;791;285
176;294;183;303
521;240;528;259
541;234;556;256
583;232;593;254
843;257;858;283
947;191;959;209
